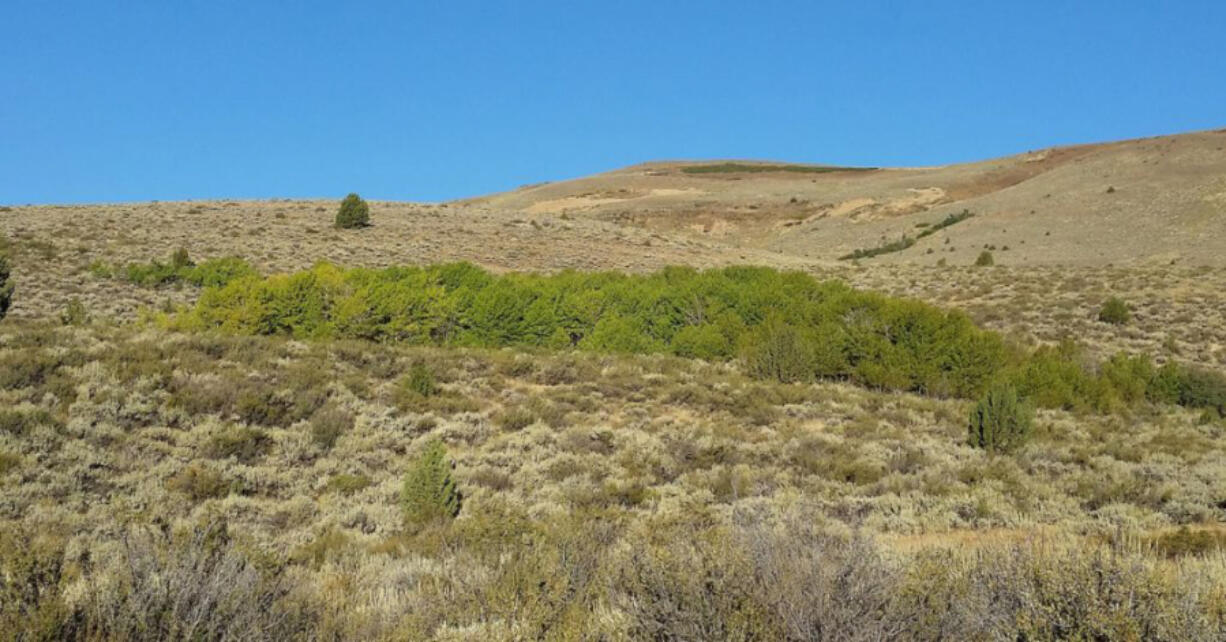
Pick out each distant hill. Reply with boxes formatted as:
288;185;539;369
464;129;1226;266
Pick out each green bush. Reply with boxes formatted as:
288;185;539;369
124;258;184;287
335;193;370;229
839;235;916;261
974;250;995;267
59;297;88;326
1147;526;1226;558
1169;366;1226;417
110;251;256;289
916;209;974;239
170;247;192;270
403;363;438;398
0;408;59;437
183;256;258;287
402;439;461;530
1098;297;1131;325
0;528;73;639
180;262;1009;398
0;252;13;321
968;384;1033;453
324;473;371;495
309;404;353;450
235;386;293;427
739;315;818;383
205;425;271;463
165;462;233;501
496;406;537;431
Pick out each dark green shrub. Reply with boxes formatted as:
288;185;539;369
968;385;1033;453
0;450;20;475
0;527;73;639
170;247;193;270
1098;297;1131;325
0;350;62;390
205;425;271;463
739;315;818;383
165;462;232;500
402;438;461;529
496;406;537;431
1145;362;1226;416
0;252;13;320
324;473;371;495
974;250;994;267
916;209;974;239
1146;526;1226;558
235;386;292;427
839;235;916;261
335;193;370;229
1173;367;1226;417
0;408;53;436
309;404;353;450
403;363;438;398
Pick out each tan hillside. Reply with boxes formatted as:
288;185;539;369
467;128;1226;267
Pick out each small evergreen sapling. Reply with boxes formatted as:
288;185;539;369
968;384;1033;453
402;438;461;529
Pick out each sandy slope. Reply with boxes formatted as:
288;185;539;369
467;128;1226;267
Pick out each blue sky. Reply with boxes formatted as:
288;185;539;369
2;1;1223;204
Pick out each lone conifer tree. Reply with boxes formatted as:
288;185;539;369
401;438;460;529
335;193;370;229
967;384;1033;453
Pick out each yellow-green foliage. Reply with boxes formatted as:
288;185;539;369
180;262;1008;398
1098;296;1132;325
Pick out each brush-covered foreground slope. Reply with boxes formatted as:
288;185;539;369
469;129;1226;267
3;322;1226;639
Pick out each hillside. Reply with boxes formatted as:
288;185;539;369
4;128;1226;640
467;129;1226;267
2;129;1226;373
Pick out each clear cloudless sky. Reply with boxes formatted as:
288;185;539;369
2;1;1224;204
